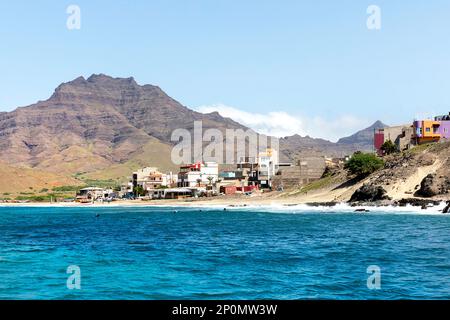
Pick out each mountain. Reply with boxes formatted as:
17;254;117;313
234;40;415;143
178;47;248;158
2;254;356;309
279;135;337;161
337;120;387;149
278;121;385;161
0;74;248;181
0;74;384;193
50;74;247;142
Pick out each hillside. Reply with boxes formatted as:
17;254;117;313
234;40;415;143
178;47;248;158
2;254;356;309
282;142;450;203
0;161;81;194
279;120;385;161
337;120;386;150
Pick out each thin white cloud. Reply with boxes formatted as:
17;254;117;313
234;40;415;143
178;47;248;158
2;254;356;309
196;104;372;142
197;104;306;137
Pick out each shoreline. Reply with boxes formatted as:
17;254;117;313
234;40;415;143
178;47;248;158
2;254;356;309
1;198;449;214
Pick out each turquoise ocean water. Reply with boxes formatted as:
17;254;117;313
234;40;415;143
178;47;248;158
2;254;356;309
0;205;449;299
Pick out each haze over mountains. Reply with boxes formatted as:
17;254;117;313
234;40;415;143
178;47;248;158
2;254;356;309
0;74;385;191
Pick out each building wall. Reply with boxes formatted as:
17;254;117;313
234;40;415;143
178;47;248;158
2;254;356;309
438;121;450;139
375;124;414;154
257;148;278;188
398;126;414;150
220;186;237;195
374;132;384;156
383;126;405;144
178;162;219;187
272;156;325;189
414;120;442;144
134;167;159;180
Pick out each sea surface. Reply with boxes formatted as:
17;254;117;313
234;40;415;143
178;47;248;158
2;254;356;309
0;205;450;300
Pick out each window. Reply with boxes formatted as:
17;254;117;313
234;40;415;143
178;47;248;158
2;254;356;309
426;127;431;132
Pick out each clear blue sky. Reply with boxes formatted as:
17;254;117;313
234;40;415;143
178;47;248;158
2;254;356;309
1;1;450;139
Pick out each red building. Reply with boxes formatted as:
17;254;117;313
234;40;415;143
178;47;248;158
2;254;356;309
374;130;385;156
220;186;237;195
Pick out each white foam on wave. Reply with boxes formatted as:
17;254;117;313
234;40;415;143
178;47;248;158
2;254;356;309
0;201;448;215
218;201;449;215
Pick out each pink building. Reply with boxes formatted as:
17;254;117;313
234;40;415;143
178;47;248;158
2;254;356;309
434;113;450;139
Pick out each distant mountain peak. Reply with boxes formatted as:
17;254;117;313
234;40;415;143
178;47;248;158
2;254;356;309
87;73;137;85
71;76;86;83
368;120;387;129
50;74;144;104
337;120;387;146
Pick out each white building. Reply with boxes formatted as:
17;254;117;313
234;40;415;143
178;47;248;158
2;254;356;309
257;148;279;188
77;187;115;202
132;167;177;192
178;162;219;188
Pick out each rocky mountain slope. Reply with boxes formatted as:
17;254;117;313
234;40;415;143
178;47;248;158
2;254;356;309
279;120;385;161
0;74;248;178
337;120;386;150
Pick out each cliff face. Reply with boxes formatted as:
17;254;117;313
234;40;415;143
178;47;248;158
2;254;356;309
50;74;247;142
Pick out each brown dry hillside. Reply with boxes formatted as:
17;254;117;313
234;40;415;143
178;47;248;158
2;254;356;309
83;139;179;180
0;161;82;194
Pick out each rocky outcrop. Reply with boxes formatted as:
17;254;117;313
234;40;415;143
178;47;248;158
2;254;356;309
306;202;338;207
443;201;450;213
397;198;441;207
415;173;450;197
349;184;391;202
417;174;439;197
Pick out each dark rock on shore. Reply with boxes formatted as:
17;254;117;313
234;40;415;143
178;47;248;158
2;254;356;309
398;198;441;207
349;184;391;203
350;200;393;207
443;201;450;213
415;173;450;197
306;202;338;207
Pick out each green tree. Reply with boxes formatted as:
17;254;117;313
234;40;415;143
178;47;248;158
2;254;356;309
133;185;146;197
381;140;397;155
344;152;384;176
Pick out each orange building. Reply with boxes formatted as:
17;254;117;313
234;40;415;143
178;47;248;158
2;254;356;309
413;120;441;144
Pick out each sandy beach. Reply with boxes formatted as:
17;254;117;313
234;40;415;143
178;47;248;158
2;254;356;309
1;194;449;215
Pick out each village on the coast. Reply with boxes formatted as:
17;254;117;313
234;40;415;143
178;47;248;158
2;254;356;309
72;113;450;204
